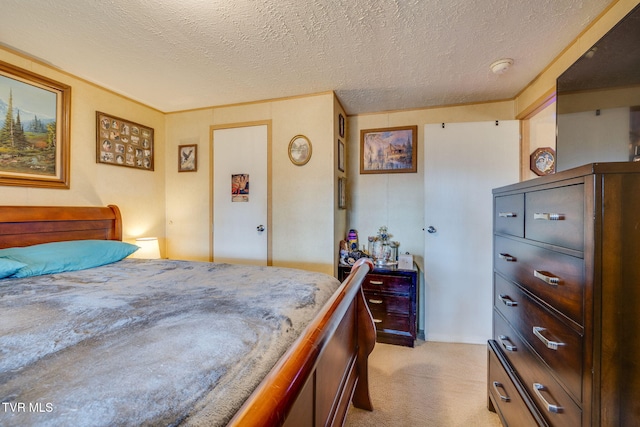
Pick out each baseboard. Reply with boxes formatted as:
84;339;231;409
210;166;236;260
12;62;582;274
423;333;489;345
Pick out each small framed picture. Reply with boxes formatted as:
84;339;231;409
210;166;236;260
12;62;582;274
178;144;197;172
338;177;346;209
529;147;555;176
338;139;345;172
339;114;345;138
288;134;312;166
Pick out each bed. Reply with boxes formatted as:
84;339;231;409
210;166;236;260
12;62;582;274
0;205;376;426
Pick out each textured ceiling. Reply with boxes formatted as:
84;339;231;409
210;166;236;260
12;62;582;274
0;0;612;115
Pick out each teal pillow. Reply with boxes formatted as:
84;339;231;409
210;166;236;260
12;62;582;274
0;258;27;279
0;240;139;278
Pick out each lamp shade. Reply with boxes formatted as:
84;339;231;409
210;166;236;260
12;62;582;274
132;237;161;259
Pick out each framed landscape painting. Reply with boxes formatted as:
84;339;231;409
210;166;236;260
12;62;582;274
360;125;417;174
0;61;71;188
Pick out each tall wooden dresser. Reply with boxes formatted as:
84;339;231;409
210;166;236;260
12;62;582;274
487;162;640;426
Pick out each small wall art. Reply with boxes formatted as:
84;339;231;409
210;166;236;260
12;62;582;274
360;125;417;174
232;173;249;202
288;134;312;166
178;144;197;172
96;111;154;171
338;177;346;209
530;147;556;176
338;139;345;172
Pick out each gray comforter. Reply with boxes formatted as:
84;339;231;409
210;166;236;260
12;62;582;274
0;259;340;426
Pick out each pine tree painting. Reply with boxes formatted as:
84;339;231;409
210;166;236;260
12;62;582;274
0;74;58;176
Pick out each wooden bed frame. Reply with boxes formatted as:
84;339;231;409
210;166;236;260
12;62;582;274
0;205;376;426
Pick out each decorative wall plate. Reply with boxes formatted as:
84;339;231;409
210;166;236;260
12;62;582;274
530;147;556;176
288;135;312;166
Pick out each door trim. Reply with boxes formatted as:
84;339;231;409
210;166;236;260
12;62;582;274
209;120;272;264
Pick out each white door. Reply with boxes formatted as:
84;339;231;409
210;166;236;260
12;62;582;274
212;124;269;265
424;121;519;343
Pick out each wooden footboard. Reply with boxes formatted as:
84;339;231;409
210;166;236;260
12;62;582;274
229;258;376;427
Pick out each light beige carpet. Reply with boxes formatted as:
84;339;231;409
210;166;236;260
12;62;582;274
345;341;502;427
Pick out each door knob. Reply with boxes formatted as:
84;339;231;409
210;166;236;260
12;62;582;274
256;225;265;232
427;226;437;234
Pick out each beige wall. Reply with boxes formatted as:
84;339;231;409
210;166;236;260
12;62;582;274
0;47;167;252
346;101;516;276
165;93;340;275
347;101;515;335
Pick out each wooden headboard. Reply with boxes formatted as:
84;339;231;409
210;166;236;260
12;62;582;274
0;205;122;249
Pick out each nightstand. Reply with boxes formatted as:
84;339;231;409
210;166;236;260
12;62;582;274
338;264;417;347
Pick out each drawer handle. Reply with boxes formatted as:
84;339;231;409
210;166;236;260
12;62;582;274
533;383;563;413
498;212;517;218
492;381;510;402
498;335;517;352
533;326;565;350
534;212;564;221
533;270;560;286
373;319;382;323
369;280;384;285
368;299;383;304
499;253;516;262
498;294;518;307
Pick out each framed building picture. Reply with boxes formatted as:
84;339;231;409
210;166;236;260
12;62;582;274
360;125;417;174
0;60;71;188
96;111;154;171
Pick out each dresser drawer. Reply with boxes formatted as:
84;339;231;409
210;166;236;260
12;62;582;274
525;184;584;251
364;291;410;315
363;273;412;294
495;194;525;238
488;341;543;427
494;236;584;325
494;274;583;400
493;311;582;427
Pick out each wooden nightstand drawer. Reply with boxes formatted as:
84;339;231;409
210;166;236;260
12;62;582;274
525;184;584;251
495;193;524;238
364;273;412;294
494;236;584;325
494;274;583;400
364;291;410;315
370;311;411;333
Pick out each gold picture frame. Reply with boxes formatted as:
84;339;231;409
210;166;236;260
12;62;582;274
288;134;312;166
360;125;417;174
0;60;71;188
178;144;197;172
96;112;154;171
